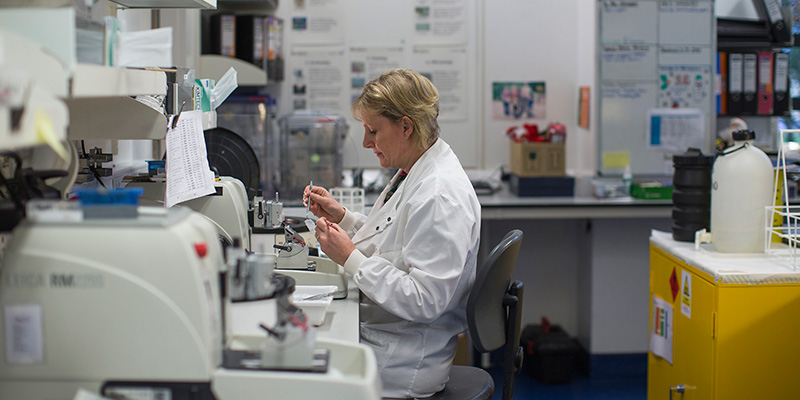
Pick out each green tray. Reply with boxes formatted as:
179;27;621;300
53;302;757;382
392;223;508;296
630;183;673;200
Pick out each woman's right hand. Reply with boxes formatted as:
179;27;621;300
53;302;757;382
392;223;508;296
304;185;345;224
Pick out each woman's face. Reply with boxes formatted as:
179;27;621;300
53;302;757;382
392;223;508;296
361;114;413;170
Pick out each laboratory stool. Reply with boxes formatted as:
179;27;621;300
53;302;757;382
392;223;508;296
430;229;525;400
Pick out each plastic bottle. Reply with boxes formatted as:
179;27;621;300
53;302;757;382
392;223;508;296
710;130;774;253
623;165;633;196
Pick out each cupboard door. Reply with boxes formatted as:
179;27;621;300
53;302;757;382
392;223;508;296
716;284;800;399
648;246;716;400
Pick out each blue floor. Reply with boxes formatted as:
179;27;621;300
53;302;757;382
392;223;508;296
485;352;647;400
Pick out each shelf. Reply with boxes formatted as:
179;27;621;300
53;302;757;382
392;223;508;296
71;64;167;98
200;54;268;86
213;0;278;13
108;0;217;9
66;96;167;140
717;113;791;118
717;40;793;50
64;65;169;140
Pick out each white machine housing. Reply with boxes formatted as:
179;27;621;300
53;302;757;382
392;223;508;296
127;176;251;250
0;207;225;398
0;205;380;399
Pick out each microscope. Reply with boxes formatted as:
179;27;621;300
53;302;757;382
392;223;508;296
252;194;348;297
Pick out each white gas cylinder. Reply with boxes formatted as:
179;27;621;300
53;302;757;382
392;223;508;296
710;130;774;253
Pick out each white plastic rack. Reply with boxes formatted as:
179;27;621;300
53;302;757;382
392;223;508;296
765;129;800;270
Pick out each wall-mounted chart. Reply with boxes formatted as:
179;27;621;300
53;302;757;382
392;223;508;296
597;0;715;175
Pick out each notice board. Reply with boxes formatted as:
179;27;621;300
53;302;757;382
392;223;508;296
597;0;716;176
273;0;480;169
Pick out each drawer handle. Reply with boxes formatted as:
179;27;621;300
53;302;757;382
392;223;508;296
669;383;696;400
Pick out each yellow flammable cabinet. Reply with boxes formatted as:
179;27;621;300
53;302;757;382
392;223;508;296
648;230;800;400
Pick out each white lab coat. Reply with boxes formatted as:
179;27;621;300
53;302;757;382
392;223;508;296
339;139;481;399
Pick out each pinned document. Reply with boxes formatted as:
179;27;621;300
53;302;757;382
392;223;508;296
165;110;215;208
650;295;673;364
647;108;705;153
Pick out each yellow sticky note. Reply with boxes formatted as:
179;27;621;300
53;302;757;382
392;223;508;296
603;152;630;169
35;109;69;160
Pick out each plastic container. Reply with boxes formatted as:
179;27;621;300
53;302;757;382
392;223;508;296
622;165;633;195
520;320;580;384
75;188;143;206
292;285;337;326
277;110;348;202
671;148;713;242
631;182;673;200
591;178;629;198
710;130;774;253
331;187;365;214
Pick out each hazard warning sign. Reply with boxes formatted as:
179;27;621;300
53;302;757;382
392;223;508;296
669;267;679;302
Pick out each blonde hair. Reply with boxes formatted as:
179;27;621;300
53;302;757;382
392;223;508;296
352;69;440;149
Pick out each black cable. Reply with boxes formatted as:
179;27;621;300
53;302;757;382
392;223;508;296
717;142;749;157
80;140;107;189
88;165;107;189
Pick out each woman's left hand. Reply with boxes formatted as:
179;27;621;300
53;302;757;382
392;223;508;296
315;217;356;266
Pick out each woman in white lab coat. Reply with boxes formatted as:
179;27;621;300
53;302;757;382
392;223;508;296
304;68;481;399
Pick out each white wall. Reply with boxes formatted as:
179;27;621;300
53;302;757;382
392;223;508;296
159;2;598;174
482;0;595;176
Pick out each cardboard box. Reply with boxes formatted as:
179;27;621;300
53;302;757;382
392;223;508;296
510;141;565;177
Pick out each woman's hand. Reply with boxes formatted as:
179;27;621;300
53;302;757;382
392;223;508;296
304;185;346;223
315;217;355;266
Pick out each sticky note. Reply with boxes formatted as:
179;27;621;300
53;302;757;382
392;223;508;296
602;152;630;169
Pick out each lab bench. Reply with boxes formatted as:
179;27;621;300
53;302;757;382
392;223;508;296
247;232;361;343
230;275;361;343
477;183;672;373
282;183;673;366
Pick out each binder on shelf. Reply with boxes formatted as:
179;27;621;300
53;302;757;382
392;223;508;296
728;53;743;115
742;53;758;115
235;15;266;69
276;18;284;81
774;52;789;114
210;14;236;58
717;51;728;115
752;0;791;44
757;51;774;115
266;16;284;82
